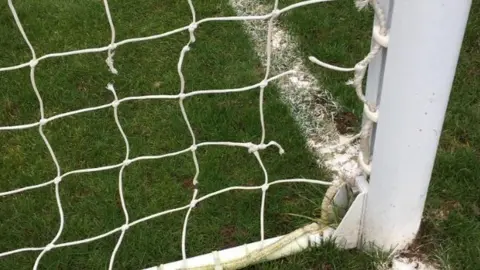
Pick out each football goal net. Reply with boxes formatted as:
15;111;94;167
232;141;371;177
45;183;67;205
0;0;471;269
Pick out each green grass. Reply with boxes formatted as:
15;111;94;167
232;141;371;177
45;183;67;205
274;0;374;116
2;0;479;269
0;1;331;269
421;2;480;268
259;0;479;269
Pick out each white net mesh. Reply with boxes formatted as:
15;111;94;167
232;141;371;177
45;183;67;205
0;0;335;269
0;0;388;268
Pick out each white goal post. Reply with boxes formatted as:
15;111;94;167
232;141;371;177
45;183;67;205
0;0;472;269
360;0;472;251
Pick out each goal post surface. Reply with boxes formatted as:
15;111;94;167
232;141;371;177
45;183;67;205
362;0;472;251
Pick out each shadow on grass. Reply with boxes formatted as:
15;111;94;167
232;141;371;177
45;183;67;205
0;0;330;269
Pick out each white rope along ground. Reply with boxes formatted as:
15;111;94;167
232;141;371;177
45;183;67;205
1;0;388;268
0;0;334;269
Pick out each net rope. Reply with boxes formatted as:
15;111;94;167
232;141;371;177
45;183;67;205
0;0;333;268
0;0;387;268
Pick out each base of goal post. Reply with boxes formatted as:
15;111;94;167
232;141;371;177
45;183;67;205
145;176;368;270
331;175;369;249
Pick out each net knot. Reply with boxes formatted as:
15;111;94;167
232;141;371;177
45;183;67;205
363;103;379;123
248;143;266;153
108;43;117;50
45;243;54;251
248;141;285;154
373;25;389;47
123;159;132;166
190;199;198;208
39;118;48;126
106;83;115;92
358;151;371;175
112;100;120;108
261;184;269;192
188;23;198;32
190;144;198;151
53;177;62;184
188;23;197;43
183;45;191;53
29;59;38;67
271;9;280;18
105;55;118;75
121;224;130;231
346;63;366;87
259;80;268;88
354;62;367;74
178;93;186;100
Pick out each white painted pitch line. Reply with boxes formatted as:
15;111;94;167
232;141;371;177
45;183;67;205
229;0;361;181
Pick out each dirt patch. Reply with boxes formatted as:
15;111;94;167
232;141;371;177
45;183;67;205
334;111;358;135
220;225;247;249
245;180;257;186
182;179;195;190
391;201;464;269
430;200;462;221
77;81;87;92
393;220;439;269
401;221;434;259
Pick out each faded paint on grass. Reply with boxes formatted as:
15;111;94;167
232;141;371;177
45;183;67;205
229;0;361;182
